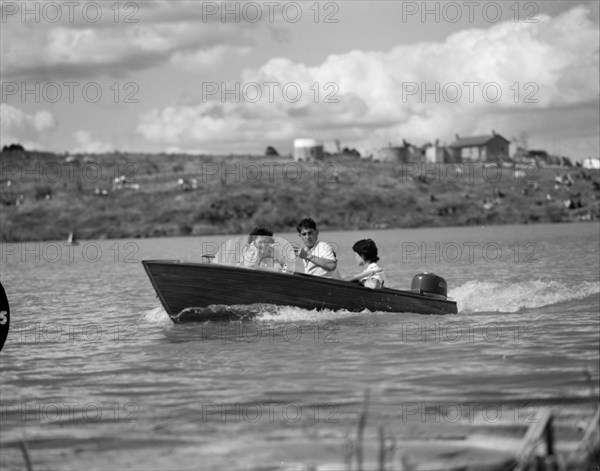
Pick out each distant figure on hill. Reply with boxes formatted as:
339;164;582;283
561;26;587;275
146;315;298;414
295;218;340;279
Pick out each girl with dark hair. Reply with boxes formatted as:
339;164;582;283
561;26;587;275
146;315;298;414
344;239;385;289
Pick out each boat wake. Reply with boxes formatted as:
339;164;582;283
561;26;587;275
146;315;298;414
140;303;369;324
141;306;172;324
141;277;597;322
171;303;367;323
254;305;368;323
451;279;600;313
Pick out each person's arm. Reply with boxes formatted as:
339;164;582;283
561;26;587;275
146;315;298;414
298;248;337;272
343;268;383;282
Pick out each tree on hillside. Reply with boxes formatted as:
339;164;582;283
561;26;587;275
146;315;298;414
342;147;361;158
265;146;279;156
2;143;25;152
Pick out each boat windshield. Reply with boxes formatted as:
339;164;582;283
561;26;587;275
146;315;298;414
211;236;298;274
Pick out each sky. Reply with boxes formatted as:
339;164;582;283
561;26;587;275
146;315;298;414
1;0;599;160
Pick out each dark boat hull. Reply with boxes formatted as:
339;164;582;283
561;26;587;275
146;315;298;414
142;260;457;322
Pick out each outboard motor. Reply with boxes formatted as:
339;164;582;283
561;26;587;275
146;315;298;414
411;273;448;299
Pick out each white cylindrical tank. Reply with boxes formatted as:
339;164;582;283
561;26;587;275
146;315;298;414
293;138;324;161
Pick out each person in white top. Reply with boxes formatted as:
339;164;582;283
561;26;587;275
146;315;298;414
295;218;341;279
344;239;385;289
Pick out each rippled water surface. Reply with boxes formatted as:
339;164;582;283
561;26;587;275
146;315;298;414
1;223;598;470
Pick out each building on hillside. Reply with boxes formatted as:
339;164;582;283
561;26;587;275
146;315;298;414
373;146;404;162
373;140;423;163
424;140;455;163
515;149;573;167
544;154;574;167
513;147;535;165
526;150;551;165
293;138;324;161
448;131;510;163
582;157;600;169
527;150;549;159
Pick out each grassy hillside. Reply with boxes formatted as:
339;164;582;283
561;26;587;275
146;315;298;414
1;150;598;242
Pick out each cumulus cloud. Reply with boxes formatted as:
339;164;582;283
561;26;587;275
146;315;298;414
30;110;56;132
0;104;57;149
137;5;599;154
1;104;56;131
1;3;253;79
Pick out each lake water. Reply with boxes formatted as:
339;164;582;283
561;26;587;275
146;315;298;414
1;223;599;470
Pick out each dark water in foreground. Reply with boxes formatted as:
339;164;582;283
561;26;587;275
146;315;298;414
1;223;598;470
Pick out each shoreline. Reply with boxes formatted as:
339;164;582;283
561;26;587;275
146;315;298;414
0;219;598;245
1;150;598;243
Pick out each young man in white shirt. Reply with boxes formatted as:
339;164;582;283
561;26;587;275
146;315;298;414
296;218;341;279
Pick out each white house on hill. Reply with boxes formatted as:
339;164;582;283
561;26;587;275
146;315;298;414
583;157;600;169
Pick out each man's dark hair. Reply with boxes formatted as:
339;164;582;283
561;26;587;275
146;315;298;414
352;239;379;263
296;218;317;233
249;227;273;236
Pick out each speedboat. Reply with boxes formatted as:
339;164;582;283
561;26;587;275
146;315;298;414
142;236;457;323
